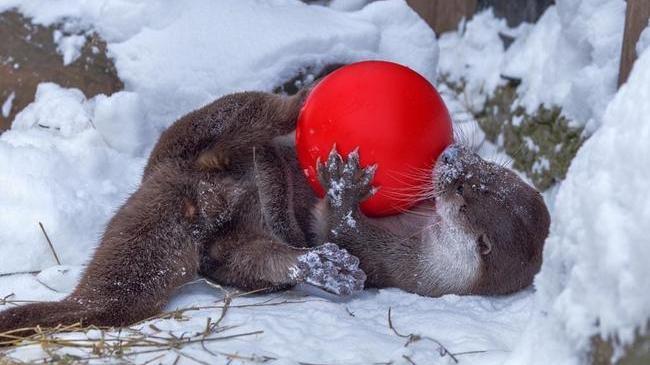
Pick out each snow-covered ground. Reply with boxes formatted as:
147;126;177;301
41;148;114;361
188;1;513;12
1;0;649;364
438;0;626;135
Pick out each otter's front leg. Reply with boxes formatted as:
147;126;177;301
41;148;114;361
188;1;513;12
252;144;307;246
314;147;416;288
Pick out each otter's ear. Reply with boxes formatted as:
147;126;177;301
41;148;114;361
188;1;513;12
478;235;492;255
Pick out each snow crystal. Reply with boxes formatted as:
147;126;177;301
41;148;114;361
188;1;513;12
53;30;86;66
343;211;357;229
506;30;650;365
1;91;14;118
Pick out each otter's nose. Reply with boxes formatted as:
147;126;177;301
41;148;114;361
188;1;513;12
441;145;460;164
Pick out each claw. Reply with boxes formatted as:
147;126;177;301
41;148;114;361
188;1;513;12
327;145;343;174
360;164;378;186
347;148;360;168
362;186;380;201
316;156;329;188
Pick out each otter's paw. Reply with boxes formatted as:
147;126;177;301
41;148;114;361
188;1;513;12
316;146;377;209
292;243;366;296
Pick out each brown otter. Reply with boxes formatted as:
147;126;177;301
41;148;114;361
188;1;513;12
310;144;550;296
187;95;549;297
0;87;549;342
0;90;365;343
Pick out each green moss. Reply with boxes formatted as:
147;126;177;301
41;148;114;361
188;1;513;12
591;329;650;365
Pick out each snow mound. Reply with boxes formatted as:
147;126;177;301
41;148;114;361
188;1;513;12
2;0;438;132
505;31;650;365
503;0;626;134
0;83;145;275
439;0;626;133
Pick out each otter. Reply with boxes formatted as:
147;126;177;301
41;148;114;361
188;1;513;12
0;86;549;343
191;93;549;297
0;90;365;343
310;144;550;296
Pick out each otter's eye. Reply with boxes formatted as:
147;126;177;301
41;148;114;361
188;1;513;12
478;235;491;255
456;185;464;196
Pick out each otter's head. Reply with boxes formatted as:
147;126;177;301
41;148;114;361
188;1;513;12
432;144;550;295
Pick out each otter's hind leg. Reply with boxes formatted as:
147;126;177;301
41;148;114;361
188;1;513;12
0;168;207;342
201;232;365;296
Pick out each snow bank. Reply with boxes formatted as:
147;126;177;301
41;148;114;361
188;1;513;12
1;0;438;132
0;0;437;275
0;83;145;275
438;10;530;111
505;31;650;365
439;0;626;133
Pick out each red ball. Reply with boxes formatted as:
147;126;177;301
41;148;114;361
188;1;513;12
296;61;453;217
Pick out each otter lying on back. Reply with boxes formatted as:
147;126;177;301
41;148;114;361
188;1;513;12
310;144;550;296
0;91;364;342
0;89;549;342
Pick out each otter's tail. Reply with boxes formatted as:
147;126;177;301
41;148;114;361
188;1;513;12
0;300;103;345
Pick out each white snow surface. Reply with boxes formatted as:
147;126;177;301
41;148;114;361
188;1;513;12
505;41;650;365
53;30;86;66
1;0;438;132
439;0;626;134
1;91;14;118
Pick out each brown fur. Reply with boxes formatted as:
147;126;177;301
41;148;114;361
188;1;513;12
0;91;331;341
311;144;550;296
0;86;549;343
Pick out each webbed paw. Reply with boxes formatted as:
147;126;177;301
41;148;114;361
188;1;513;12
316;146;377;210
292;243;366;296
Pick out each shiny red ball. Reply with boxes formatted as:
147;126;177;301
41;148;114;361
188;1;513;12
296;61;453;217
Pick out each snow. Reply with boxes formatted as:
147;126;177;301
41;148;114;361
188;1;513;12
506;25;650;365
294;243;365;296
438;10;529;112
0;83;145;275
1;91;14;118
0;279;536;364
0;0;436;274
439;0;627;134
0;1;528;363
53;30;86;66
2;0;437;132
638;21;650;56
